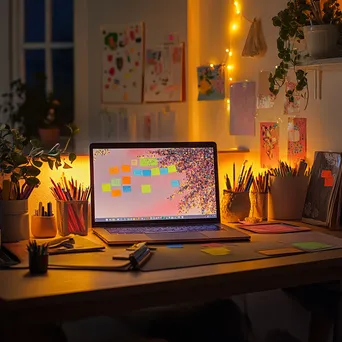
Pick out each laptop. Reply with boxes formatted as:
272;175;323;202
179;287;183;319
90;141;250;245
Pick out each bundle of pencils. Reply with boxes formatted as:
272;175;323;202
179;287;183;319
252;172;269;193
268;160;309;177
0;180;36;200
50;174;91;235
225;160;254;192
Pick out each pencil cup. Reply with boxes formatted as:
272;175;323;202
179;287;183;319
249;192;268;221
221;190;251;223
56;200;89;236
268;176;309;220
31;215;57;238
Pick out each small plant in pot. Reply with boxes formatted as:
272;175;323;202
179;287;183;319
0;124;77;242
269;0;342;107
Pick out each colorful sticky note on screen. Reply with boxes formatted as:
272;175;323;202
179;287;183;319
324;176;334;187
102;183;111;192
111;178;121;187
122;176;131;185
112;189;122;197
140;158;158;166
151;168;160;176
123;185;132;193
321;170;332;178
133;169;143;176
122;165;131;172
160;168;168;175
171;180;180;187
142;169;152;176
131;159;138;166
109;166;119;174
201;247;230;256
292;242;332;251
141;184;151;194
168;165;177;173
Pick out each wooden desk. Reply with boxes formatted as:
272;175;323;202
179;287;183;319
1;227;342;339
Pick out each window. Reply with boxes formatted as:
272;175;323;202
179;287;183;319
14;0;74;126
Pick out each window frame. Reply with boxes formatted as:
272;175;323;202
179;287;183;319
11;0;74;93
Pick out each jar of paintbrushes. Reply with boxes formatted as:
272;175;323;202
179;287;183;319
50;176;91;236
221;161;253;222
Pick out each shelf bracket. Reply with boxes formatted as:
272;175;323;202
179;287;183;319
313;68;322;100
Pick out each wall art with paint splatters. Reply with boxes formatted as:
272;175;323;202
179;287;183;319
288;117;307;164
144;44;184;102
101;23;144;104
260;122;279;168
197;64;225;101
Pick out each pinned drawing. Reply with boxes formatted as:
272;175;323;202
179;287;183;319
260;122;279;168
144;44;184;102
101;23;144;103
257;71;275;109
288;117;307;164
284;81;300;115
197;64;225;101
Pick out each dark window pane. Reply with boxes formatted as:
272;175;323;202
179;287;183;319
24;0;45;42
25;49;46;88
52;48;74;124
52;0;73;42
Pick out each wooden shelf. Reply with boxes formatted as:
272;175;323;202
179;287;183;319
299;56;342;69
218;148;249;153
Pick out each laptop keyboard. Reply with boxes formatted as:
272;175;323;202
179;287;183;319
106;224;220;234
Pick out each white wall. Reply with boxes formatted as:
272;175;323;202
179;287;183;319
76;0;188;153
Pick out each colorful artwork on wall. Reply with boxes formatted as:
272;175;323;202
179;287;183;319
197;64;225;101
288;117;307;164
260;122;279;168
101;23;144;104
144;44;184;102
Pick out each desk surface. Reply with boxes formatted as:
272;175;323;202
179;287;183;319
1;225;342;324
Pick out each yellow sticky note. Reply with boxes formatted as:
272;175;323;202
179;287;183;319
168;165;177;173
151;168;160;176
141;184;151;194
102;184;111;192
131;159;138;166
124;73;131;79
201;247;230;256
140;158;158;166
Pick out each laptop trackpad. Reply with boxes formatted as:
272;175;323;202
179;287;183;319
146;232;205;241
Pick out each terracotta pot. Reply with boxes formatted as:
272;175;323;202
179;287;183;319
38;127;60;149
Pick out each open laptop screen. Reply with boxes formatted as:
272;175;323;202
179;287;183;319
90;143;219;225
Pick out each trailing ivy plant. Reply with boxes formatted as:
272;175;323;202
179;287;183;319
269;0;342;107
0;124;77;200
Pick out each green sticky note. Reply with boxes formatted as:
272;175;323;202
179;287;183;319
168;165;177;173
201;247;230;256
102;183;111;192
151;168;160;176
140;158;158;166
292;242;332;251
111;178;121;187
141;184;151;194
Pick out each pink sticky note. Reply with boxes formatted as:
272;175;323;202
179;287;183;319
230;82;256;136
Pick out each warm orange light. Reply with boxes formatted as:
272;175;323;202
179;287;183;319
227;64;234;70
229;77;233;81
226;48;229;53
229;51;233;57
210;63;214;68
231;23;238;31
227;99;230;104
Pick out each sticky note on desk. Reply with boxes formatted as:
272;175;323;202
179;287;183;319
167;244;183;248
324;176;334;187
201;247;230;256
292;242;332;251
321;170;332;178
258;247;304;256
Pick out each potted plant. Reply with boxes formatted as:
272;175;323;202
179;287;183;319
269;0;342;106
0;123;77;242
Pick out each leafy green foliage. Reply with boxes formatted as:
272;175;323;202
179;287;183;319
0;124;78;195
269;0;342;106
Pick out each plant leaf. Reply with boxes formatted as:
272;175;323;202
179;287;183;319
68;152;76;164
63;162;72;169
26;177;40;186
26;165;41;177
32;160;43;168
48;159;54;170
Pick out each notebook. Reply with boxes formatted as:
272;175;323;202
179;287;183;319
89;141;250;245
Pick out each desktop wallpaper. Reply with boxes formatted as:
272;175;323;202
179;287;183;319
92;147;217;220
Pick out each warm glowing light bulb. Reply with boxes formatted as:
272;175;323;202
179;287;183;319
227;99;230;104
232;23;238;31
236;9;240;14
234;1;238;6
227;65;234;70
226;48;229;53
229;77;233;81
229;51;233;57
210;63;214;68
